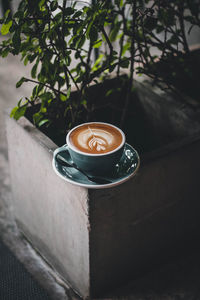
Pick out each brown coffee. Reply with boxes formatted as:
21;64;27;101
69;123;123;154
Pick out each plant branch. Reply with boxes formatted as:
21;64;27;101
120;0;137;128
22;77;67;96
117;7;125;77
88;56;139;82
81;41;93;92
178;3;190;53
53;3;80;92
101;26;113;61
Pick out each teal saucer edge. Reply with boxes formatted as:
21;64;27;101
52;143;140;189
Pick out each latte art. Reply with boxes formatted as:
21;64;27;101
88;136;106;151
77;127;113;152
69;123;123;154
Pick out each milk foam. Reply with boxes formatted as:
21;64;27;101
77;126;114;152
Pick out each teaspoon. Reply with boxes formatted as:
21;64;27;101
55;155;112;185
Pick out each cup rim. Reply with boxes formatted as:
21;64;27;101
66;122;126;157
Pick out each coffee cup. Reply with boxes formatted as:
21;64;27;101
56;122;126;176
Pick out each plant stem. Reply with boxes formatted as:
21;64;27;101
120;1;136;128
178;3;189;54
22;77;67;96
81;42;93;92
89;56;134;82
61;0;70;90
52;2;80;93
117;8;125;77
101;26;113;61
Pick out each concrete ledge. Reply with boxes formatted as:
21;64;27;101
6;116;90;298
5;92;200;298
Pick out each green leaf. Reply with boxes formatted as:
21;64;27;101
4;9;11;19
92;54;104;71
57;75;65;87
32;86;38;98
10;106;18;118
66;86;71;99
64;7;74;15
38;119;49;127
40;106;47;113
13;11;24;19
81;99;87;106
156;25;164;34
17;97;23;107
106;89;114;97
39;92;53;102
168;35;179;45
68;35;75;46
50;1;58;11
89;26;98;43
184;16;194;23
86;21;93;39
31;62;38;78
54;12;62;23
60;94;67;101
120;59;129;68
1;48;10;58
73;11;82;18
28;53;38;63
33;112;42;125
122;42;130;56
76;35;86;49
16;77;27;88
39;0;46;9
93;39;102;48
37;84;44;94
12;29;21;52
10;105;27;120
109;64;116;72
144;17;157;31
109;22;121;42
1;20;12;35
23;56;29;66
60;87;71;102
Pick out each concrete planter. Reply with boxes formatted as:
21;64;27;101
6;82;200;299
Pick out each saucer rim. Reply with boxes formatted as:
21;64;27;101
52;143;140;189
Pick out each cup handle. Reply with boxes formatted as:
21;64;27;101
53;144;70;162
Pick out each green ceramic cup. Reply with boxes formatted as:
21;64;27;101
65;122;126;176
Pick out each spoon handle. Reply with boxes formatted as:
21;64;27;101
55;154;111;184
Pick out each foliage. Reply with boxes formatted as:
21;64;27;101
0;0;199;133
134;0;200;96
0;0;137;130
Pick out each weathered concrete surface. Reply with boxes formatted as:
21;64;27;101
89;137;200;295
6;116;90;298
135;81;200;140
0;42;75;300
5;108;200;298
